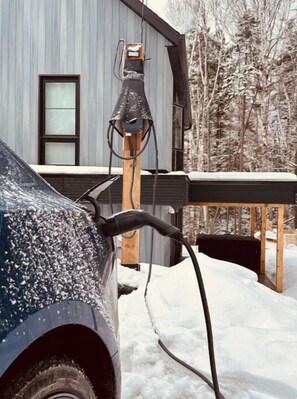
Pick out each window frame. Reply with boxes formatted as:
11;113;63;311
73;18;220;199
39;75;80;165
172;103;184;171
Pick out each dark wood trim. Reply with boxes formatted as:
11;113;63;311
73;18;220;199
37;171;297;207
38;76;44;164
190;180;297;205
120;0;180;45
38;174;190;206
38;75;80;165
167;37;192;129
172;104;185;171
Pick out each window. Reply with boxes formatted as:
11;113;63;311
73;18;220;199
39;76;80;165
172;104;184;171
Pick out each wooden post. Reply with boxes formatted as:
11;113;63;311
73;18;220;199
276;205;284;293
260;206;267;275
121;133;142;269
250;207;256;237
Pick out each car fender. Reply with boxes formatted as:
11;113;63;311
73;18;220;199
0;300;118;378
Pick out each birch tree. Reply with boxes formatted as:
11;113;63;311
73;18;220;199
168;0;226;172
166;0;228;239
227;0;296;170
166;0;297;238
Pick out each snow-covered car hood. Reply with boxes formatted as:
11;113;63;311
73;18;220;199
0;139;114;341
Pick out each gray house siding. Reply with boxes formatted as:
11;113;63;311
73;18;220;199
0;0;173;170
0;0;181;266
101;203;173;266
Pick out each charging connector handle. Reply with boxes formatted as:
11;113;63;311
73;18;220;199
102;209;181;239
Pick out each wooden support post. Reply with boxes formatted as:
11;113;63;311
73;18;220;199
276;205;284;293
190;201;286;293
260;206;267;275
121;133;142;269
250;207;256;237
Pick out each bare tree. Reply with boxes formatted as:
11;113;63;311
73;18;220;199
167;0;297;238
167;0;227;238
167;0;226;172
227;0;296;170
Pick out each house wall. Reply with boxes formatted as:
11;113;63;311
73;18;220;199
0;0;173;170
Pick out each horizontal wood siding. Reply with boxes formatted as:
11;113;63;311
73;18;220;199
0;0;173;170
39;173;189;206
190;181;297;204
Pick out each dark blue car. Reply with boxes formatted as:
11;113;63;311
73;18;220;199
0;139;120;398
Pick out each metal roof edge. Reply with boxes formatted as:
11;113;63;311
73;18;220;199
120;0;180;45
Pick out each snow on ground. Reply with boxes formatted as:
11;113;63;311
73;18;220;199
188;171;297;181
118;242;297;399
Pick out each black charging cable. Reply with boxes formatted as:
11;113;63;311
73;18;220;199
106;122;152;161
144;123;158;296
105;120;223;397
107;33;223;398
145;235;224;399
113;39;125;81
175;237;224;399
102;210;225;399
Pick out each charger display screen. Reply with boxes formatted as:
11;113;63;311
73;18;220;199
128;50;140;57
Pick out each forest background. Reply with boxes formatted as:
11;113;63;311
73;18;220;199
166;0;297;243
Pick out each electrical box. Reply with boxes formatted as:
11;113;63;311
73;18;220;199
122;119;143;134
110;42;152;140
125;43;144;61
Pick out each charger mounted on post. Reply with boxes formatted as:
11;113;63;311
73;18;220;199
107;39;223;398
110;42;152;140
108;42;154;271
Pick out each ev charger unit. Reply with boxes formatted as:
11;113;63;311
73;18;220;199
110;43;153;139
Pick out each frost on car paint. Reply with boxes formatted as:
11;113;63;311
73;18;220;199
0;139;113;342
